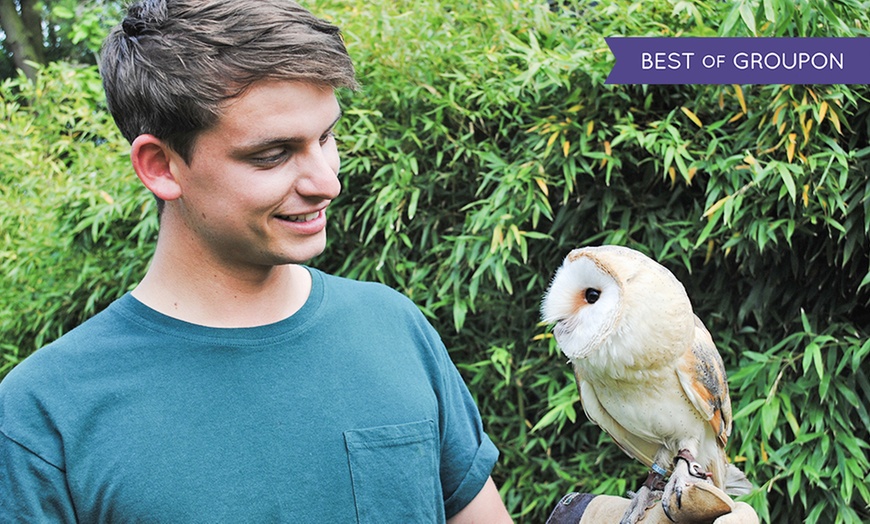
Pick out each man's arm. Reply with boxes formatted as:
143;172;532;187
447;476;513;524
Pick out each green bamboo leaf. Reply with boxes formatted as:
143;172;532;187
788;461;803;499
784;409;800;437
407;188;420;220
777;163;797;202
805;504;825;524
733;398;766;420
720;5;742;35
739;2;757;35
762;0;776;22
761;395;780;436
800;310;813;334
52;5;76;19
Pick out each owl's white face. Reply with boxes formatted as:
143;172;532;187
541;252;622;361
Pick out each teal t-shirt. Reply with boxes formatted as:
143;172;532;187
0;269;499;523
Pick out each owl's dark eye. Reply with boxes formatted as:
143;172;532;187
585;288;601;304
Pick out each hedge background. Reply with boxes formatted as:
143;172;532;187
1;0;868;522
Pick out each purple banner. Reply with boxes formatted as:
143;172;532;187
605;37;870;85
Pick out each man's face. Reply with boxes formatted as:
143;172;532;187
166;80;342;272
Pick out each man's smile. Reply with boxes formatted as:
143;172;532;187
275;210;322;223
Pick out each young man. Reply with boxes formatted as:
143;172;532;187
0;0;512;521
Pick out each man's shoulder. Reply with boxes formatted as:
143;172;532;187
0;307;117;452
0;296;130;394
316;269;419;310
313;269;437;338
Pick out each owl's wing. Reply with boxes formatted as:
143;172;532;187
676;315;733;448
573;367;660;468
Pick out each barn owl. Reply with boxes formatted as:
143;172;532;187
541;245;751;524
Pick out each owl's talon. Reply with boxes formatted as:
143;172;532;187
618;484;661;524
673;449;713;481
661;485;682;522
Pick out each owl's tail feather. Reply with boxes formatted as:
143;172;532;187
724;463;753;495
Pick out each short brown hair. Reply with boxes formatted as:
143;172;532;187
100;0;357;163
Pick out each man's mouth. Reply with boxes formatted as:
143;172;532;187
276;211;320;223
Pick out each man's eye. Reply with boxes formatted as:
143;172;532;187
319;131;335;145
250;149;288;165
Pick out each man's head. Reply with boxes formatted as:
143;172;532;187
100;0;357;164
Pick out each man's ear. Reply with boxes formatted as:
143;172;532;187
130;134;184;202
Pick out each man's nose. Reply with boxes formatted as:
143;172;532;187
296;145;341;199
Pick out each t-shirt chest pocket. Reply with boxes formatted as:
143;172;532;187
344;419;441;523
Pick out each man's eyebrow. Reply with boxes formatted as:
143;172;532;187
236;111;343;151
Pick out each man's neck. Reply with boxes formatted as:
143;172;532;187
131;247;312;329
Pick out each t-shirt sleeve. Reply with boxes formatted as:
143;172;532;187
0;357;78;523
419;319;500;519
0;417;77;523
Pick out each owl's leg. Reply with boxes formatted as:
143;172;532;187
618;466;666;524
661;449;713;520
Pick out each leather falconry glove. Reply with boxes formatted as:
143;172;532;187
547;480;759;524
